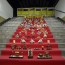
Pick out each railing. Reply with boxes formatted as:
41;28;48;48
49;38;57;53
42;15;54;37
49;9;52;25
55;9;65;13
0;18;11;26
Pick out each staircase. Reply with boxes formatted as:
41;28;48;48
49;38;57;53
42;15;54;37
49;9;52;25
0;17;65;65
45;17;65;57
0;17;65;57
0;17;24;55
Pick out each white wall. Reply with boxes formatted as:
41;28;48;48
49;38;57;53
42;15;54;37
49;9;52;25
0;0;13;19
55;0;65;18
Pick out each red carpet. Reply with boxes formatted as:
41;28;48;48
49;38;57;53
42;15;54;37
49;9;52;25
0;18;65;65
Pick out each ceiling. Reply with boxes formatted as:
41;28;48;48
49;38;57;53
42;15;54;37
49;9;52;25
7;0;59;8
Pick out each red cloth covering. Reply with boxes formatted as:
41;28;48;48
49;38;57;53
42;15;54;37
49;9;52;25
0;18;65;65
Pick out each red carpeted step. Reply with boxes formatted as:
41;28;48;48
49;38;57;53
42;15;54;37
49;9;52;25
12;34;53;38
1;49;62;56
6;43;58;48
9;38;55;43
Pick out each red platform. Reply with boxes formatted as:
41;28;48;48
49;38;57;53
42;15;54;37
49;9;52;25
0;18;65;65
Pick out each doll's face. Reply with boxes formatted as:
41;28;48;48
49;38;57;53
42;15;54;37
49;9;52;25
42;46;44;48
37;36;41;39
47;40;50;43
45;51;49;54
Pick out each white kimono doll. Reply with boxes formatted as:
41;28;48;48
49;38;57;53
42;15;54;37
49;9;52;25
21;39;26;43
30;39;35;44
38;38;43;43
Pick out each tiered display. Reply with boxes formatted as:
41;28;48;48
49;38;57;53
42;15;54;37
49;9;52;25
9;17;53;59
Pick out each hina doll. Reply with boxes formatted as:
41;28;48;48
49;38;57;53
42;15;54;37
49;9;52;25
47;40;50;44
11;42;16;50
38;38;43;43
31;29;35;35
30;39;35;44
43;51;52;59
41;46;44;50
16;34;19;38
46;40;52;50
28;48;33;58
43;30;48;38
21;38;26;44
